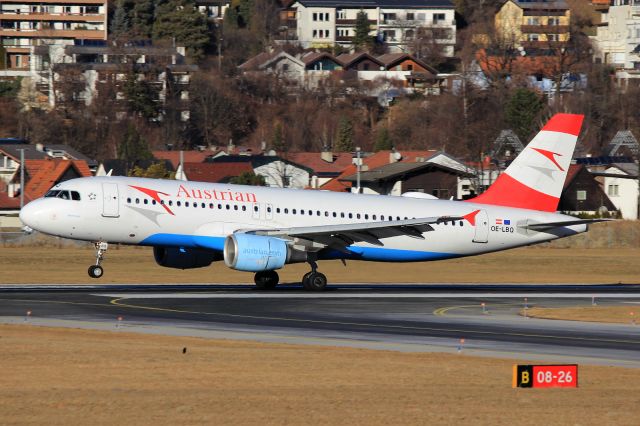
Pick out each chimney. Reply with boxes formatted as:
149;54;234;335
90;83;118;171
36;143;44;152
321;145;333;163
389;148;402;163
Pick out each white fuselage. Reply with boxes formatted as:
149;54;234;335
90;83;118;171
20;176;586;263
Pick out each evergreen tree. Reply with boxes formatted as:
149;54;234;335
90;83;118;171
505;88;543;142
229;171;266;186
123;73;160;119
131;0;155;38
335;117;354;152
153;0;211;62
271;122;285;152
353;10;372;51
118;124;153;173
111;0;130;38
374;127;393;151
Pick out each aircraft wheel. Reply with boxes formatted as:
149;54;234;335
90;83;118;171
88;265;103;279
301;271;314;290
254;270;279;290
305;272;327;291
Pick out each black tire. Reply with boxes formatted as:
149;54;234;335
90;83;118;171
254;270;279;290
301;272;313;290
306;272;327;291
88;265;103;279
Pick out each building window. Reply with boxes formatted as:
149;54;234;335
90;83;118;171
325;29;330;38
383;30;396;41
548;18;560;26
608;184;619;197
547;34;559;42
527;34;539;41
576;190;587;201
325;12;329;21
407;12;415;20
527;17;540;25
433;13;445;24
312;29;317;38
337;9;346;19
312;12;318;21
382;13;396;22
405;29;415;40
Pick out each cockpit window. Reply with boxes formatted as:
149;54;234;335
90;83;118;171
58;191;70;200
45;190;81;200
71;191;81;201
45;190;60;198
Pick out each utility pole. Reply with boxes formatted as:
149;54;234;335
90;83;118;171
19;148;24;209
355;147;361;194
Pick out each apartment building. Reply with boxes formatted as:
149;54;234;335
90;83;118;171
591;0;640;86
495;0;571;51
0;0;107;72
285;0;456;56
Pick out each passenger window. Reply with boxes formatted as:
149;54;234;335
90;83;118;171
201;203;205;208
136;198;140;204
459;221;463;226
308;210;312;216
234;205;238;210
341;213;345;218
277;208;281;213
226;204;230;210
209;203;214;209
160;200;165;205
380;215;384;221
177;201;181;206
152;200;156;205
218;204;222;209
127;197;131;203
349;213;353;219
356;213;361;219
332;212;337;218
365;214;369;220
300;209;305;215
373;215;377;220
285;208;289;214
242;205;246;211
169;200;173;206
185;201;189;207
293;209;297;214
324;211;329;217
317;211;321;216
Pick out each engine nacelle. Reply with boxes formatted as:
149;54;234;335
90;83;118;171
224;234;298;272
153;247;220;269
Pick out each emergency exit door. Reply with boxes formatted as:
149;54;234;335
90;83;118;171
102;183;120;218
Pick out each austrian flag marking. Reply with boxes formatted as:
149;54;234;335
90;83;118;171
495;219;511;225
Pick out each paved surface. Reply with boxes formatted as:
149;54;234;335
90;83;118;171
1;283;640;367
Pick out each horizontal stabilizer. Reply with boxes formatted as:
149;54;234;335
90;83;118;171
521;218;613;231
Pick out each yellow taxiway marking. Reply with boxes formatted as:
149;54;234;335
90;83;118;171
109;298;640;345
433;303;527;317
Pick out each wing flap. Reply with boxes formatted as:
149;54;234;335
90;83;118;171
520;218;613;231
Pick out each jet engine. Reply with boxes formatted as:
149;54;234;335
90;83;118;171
223;234;307;272
153;247;221;269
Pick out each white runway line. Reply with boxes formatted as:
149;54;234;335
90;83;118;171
96;293;640;299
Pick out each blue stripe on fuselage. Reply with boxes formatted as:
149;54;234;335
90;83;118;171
140;233;459;262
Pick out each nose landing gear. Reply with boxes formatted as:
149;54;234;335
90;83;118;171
88;242;108;279
302;261;327;291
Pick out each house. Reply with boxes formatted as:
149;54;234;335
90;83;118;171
283;0;456;55
152;150;219;170
286;151;354;188
238;50;306;85
320;149;472;198
206;155;312;188
1;158;92;227
495;0;571;51
0;142;97;185
557;164;617;216
603;163;638;220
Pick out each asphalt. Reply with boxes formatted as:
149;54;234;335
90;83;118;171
1;283;640;367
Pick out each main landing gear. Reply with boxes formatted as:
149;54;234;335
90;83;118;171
302;261;327;291
88;242;108;279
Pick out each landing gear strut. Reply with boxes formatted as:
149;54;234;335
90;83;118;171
254;270;279;290
88;242;108;279
302;261;327;291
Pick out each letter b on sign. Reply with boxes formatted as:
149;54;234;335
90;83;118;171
513;365;533;388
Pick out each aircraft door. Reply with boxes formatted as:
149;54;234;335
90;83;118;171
473;209;489;243
102;183;120;218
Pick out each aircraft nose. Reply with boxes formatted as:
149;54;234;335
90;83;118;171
19;200;43;230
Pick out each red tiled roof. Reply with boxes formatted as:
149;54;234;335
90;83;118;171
319;150;437;192
183;162;254;183
0;191;20;209
153;150;214;168
286;152;353;175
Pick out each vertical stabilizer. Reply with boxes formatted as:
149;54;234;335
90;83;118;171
469;113;584;212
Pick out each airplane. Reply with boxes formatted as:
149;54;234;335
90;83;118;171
19;113;608;291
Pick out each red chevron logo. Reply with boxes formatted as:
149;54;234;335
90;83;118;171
532;148;564;171
129;185;175;215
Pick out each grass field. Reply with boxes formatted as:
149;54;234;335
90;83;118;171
1;245;639;285
526;306;640;324
1;324;639;425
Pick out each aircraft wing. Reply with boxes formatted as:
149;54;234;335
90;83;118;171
241;216;462;253
520;218;613;231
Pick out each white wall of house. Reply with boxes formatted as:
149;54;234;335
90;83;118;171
604;166;638;219
255;161;310;189
593;2;640;68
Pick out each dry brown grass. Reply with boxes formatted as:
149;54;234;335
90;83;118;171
526;306;640;324
1;245;639;284
1;324;638;425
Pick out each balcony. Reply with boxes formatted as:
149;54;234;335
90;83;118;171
521;40;567;50
0;28;105;39
520;25;569;33
336;36;353;42
0;12;105;22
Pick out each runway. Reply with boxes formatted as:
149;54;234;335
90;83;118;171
1;283;640;367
